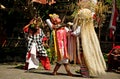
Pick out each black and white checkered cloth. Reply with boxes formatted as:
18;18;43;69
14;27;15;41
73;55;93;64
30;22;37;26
25;28;48;57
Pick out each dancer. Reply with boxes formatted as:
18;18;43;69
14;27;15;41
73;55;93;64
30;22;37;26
23;17;51;71
72;8;107;77
46;14;73;76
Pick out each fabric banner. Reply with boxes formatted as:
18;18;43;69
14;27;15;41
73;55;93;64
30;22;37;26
109;0;118;39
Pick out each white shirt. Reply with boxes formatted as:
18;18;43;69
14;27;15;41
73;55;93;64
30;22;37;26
72;26;81;36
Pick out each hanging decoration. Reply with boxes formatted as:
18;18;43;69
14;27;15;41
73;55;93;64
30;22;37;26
31;0;56;5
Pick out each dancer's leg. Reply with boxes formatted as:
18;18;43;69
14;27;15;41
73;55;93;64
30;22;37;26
52;63;61;75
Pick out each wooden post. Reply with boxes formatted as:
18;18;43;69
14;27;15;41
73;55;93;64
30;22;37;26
98;24;101;41
112;33;115;47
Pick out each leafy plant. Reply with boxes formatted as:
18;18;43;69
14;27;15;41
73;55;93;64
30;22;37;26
106;0;120;9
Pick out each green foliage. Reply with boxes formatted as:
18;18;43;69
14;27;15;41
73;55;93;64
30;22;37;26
116;0;120;9
105;0;120;9
103;53;108;62
106;0;112;4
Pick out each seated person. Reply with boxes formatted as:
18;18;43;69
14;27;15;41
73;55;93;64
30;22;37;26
107;46;120;72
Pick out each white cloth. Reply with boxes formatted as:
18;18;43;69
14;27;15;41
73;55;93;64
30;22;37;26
64;27;69;32
72;26;81;36
28;43;39;70
46;19;53;30
92;0;97;4
57;58;69;64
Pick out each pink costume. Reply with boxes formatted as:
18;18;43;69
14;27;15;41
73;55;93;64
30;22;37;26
56;27;69;64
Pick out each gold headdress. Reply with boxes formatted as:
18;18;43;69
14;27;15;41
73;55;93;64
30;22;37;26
76;8;93;26
29;16;43;28
78;8;92;20
49;13;59;19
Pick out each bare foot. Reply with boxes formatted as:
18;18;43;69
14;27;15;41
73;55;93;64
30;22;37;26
52;72;57;75
68;72;73;76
